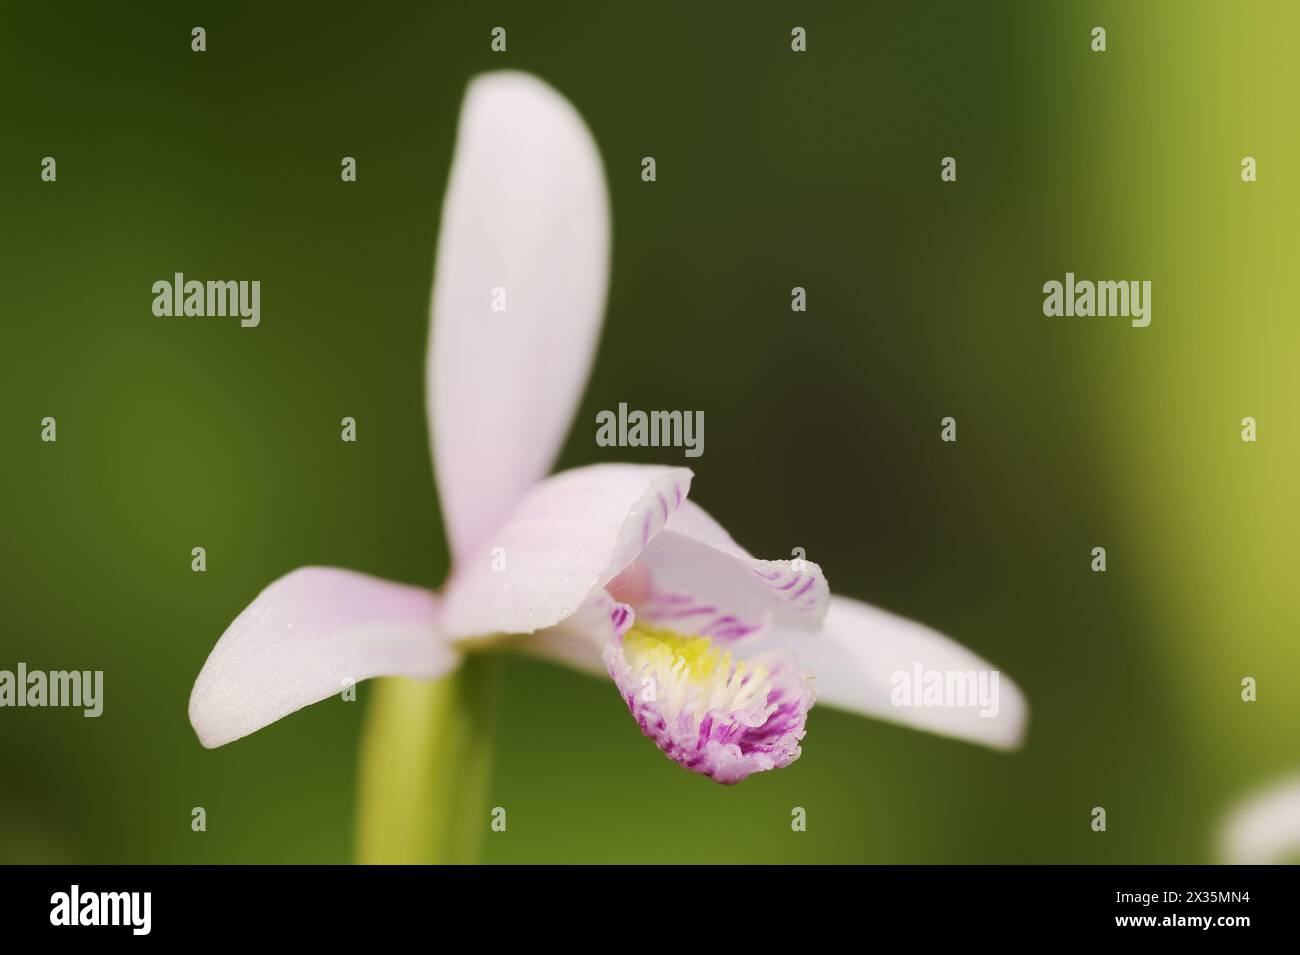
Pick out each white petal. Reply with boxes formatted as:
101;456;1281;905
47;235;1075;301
428;71;611;562
438;463;691;641
518;590;633;677
1219;775;1300;864
639;499;830;629
189;567;456;748
760;595;1027;750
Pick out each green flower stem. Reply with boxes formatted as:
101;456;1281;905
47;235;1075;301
354;655;496;864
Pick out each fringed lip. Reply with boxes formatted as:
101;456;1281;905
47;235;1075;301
603;624;815;785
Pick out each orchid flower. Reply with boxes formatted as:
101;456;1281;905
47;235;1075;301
188;70;1027;860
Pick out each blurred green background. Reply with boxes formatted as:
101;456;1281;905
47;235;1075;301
1;1;1296;863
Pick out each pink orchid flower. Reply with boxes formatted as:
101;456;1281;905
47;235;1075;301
188;71;1027;788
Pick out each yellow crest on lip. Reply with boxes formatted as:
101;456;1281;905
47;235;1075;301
622;625;736;681
620;624;772;727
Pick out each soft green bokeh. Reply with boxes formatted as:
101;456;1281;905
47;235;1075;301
1;1;1295;863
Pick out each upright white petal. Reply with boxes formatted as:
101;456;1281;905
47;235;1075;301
429;71;611;563
189;567;456;748
760;595;1028;751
